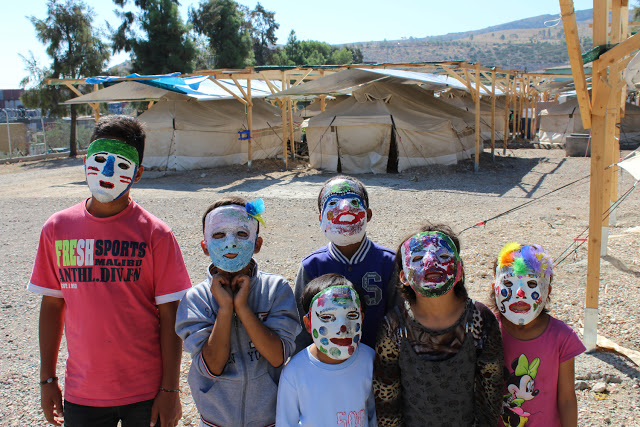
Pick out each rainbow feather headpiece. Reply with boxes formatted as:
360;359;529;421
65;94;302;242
496;242;553;279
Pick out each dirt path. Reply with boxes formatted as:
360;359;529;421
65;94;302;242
1;149;638;426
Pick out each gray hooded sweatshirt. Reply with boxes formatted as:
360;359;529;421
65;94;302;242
175;262;300;427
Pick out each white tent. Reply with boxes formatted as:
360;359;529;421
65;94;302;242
538;98;640;145
439;89;506;141
65;79;300;170
139;91;298;170
305;81;476;173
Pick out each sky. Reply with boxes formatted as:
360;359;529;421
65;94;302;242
2;0;596;89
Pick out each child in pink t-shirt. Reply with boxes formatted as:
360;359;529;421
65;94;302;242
490;243;585;427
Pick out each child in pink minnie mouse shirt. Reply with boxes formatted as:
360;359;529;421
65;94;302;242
490;242;585;427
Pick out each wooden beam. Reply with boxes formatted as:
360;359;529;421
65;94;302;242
442;65;473;93
259;73;281;94
208;77;247;105
559;0;592;129
503;78;510;153
231;77;249;103
597;31;640;72
491;72;496;157
292;68;313;87
64;82;82;97
247;79;253;169
474;63;481;172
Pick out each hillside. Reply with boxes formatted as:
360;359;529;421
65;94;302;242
347;9;595;72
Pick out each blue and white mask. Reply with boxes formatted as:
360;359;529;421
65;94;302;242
204;205;259;273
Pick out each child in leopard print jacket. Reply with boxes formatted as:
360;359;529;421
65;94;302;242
372;223;504;426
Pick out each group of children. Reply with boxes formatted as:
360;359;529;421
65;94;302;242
29;115;585;427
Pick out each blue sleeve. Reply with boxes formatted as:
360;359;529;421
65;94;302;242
367;382;378;427
293;263;314;355
263;279;301;361
175;283;222;378
276;365;301;427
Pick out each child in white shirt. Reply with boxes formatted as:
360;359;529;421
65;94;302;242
276;273;377;427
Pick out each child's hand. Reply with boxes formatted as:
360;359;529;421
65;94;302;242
232;275;251;311
210;274;234;310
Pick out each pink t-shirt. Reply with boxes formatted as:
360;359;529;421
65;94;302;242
28;200;191;407
498;316;586;427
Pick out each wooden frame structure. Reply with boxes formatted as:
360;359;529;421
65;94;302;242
559;0;638;351
48;61;572;171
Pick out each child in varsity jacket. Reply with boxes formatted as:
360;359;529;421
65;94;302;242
293;176;396;354
175;197;300;427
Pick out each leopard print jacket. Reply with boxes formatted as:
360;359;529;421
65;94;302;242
372;299;504;427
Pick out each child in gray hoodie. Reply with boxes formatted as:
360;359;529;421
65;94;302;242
175;196;300;427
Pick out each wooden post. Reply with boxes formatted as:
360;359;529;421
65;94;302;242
281;72;289;170
247;79;253;169
583;0;609;351
320;95;327;112
93;84;101;122
474;63;481;172
504;77;510;154
491;71;496;160
288;97;295;160
513;79;520;139
531;91;539;142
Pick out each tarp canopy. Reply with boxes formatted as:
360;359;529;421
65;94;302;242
306;81;476;173
64;81;169;104
267;68;503;99
68;74;280;103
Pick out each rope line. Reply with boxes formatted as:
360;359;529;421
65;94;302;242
459;175;590;234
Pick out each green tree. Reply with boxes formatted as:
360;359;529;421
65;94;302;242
246;3;279;66
189;0;252;69
112;0;196;74
22;0;110;157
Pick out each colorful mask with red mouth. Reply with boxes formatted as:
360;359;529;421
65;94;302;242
308;285;362;361
400;231;462;298
319;179;368;246
204;204;259;273
494;243;553;326
85;139;140;203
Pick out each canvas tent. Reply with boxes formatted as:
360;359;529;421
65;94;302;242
65;77;300;170
537;98;640;145
439;89;506;140
138;91;297;170
305;81;476;173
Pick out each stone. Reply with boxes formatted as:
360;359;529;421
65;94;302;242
592;381;608;393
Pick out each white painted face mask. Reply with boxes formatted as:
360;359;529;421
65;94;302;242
494;243;553;326
308;285;362;360
204;205;259;273
400;231;462;298
85;139;139;203
320;194;367;246
494;272;550;326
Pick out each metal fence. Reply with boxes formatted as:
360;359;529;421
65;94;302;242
0;108;96;160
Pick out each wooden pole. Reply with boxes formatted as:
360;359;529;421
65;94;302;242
247;79;253;169
513;79;520;139
503;77;510;154
320;95;326;112
281;72;289;170
583;0;609;351
288;97;295;160
474;63;481;172
491;71;496;160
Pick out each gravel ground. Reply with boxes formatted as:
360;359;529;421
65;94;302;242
0;147;639;426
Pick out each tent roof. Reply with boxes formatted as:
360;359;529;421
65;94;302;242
65;73;280;104
64;81;169;104
266;68;503;99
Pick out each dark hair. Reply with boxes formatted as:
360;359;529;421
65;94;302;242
301;273;366;315
202;196;261;236
90;115;146;164
317;175;369;213
486;257;552;315
394;222;467;303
